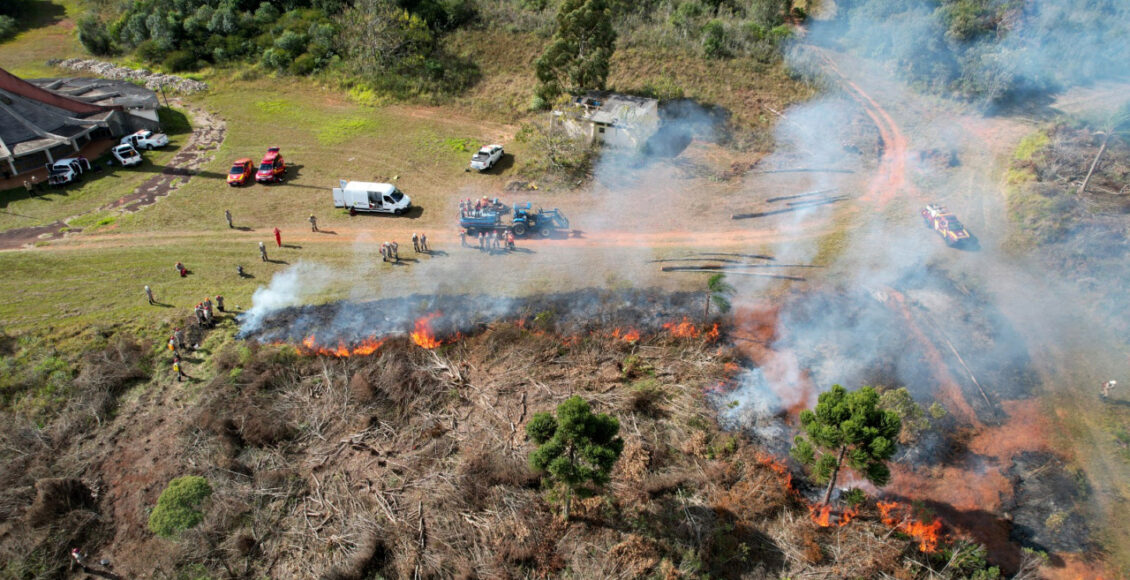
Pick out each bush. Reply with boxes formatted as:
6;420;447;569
148;476;212;538
135;40;163;63
274;30;307;56
289;52;317;75
0;15;19;42
702;20;727;59
261;47;293;70
163;50;198;72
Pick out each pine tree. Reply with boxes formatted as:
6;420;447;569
526;395;623;520
535;0;617;102
791;385;901;505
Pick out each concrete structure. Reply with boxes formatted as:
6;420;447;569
0;67;161;177
553;92;660;148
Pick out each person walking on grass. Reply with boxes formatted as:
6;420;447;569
1102;380;1117;399
225;209;233;228
420;233;428;252
460;229;467;247
274;227;282;248
412;232;420;253
145;285;155;305
173;359;186;382
216;295;225;312
259;241;268;262
309;214;318;232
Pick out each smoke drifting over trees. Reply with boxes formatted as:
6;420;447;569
813;0;1130;105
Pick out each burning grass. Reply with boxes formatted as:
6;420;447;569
0;289;1038;578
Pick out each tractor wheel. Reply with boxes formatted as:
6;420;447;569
512;223;527;237
539;226;551;238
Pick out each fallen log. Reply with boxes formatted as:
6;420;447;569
767;188;839;203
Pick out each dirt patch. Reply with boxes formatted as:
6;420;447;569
0;220;76;250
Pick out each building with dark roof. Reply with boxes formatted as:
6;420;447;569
0;67;160;177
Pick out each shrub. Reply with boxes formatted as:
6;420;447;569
0;15;18;42
135;40;163;63
163;50;198;72
289;52;317;74
148;476;212;538
261;47;293;70
701;19;727;59
274;30;307;56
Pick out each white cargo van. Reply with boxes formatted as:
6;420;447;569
332;180;412;215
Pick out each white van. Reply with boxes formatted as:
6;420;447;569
332;180;412;215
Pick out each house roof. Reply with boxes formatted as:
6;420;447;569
27;76;160;110
0;67;126;163
571;92;659;127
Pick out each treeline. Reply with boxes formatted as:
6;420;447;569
826;0;1130;105
75;0;798;97
76;0;475;87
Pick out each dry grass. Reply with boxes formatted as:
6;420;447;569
0;319;999;578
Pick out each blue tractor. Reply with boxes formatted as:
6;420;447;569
458;202;570;238
510;203;570;238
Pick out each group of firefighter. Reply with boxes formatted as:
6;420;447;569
461;228;515;252
379;232;432;263
459;196;504;218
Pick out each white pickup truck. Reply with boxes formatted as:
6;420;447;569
332;180;412;215
111;143;143;167
470;144;504;171
46;157;92;185
121;129;169;150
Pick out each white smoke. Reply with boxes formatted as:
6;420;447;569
241;261;332;333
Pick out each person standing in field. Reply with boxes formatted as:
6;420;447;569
274;227;281;248
259;242;268;262
309;214;318;232
225;209;233;228
145;285;155;305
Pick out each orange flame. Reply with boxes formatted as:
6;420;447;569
411;313;442;349
297;334;385;357
608;328;641;343
754;451;792;489
808;504;860;527
877;501;943;552
705;323;720;341
811;504;832;527
663;317;700;338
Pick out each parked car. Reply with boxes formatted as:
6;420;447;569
228;158;253;186
121;129;169;150
470;144;504;171
255;147;286;183
46;157;92;185
111;143;143;167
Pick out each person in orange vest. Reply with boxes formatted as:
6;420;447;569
173;359;186;382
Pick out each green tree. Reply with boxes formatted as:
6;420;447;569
148;475;212;538
791;385;901;505
877;386;945;446
535;0;617;102
704;272;734;318
526;395;624;520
